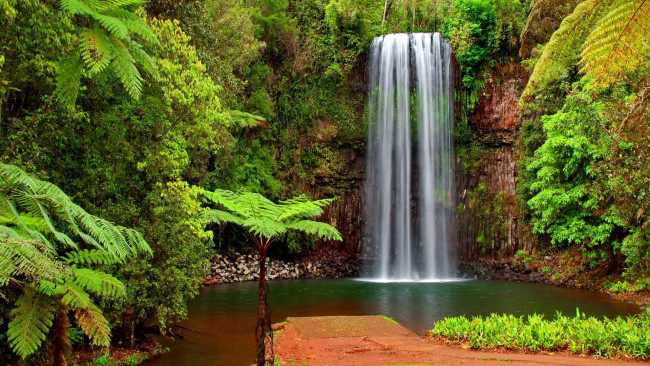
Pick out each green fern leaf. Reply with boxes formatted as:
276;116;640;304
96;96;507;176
285;220;343;241
93;0;143;12
7;286;55;359
73;267;126;298
59;281;92;309
95;14;129;39
60;0;96;16
65;249;121;265
54;51;83;106
110;41;143;99
201;209;245;226
79;26;113;77
106;8;160;45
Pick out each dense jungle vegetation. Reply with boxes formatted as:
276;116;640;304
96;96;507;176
0;0;648;364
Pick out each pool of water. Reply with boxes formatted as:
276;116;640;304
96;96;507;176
147;279;640;366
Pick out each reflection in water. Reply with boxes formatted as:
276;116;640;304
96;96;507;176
147;279;640;366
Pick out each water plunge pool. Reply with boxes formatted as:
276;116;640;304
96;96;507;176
148;279;640;365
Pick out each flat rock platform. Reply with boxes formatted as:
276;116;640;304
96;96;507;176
273;315;644;366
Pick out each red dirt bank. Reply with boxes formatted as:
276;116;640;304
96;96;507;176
273;316;645;366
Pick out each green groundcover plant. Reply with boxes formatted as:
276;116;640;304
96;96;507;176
431;309;650;359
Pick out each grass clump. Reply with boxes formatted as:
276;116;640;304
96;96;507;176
430;309;650;359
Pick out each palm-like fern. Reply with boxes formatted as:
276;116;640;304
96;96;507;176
1;163;151;362
55;0;159;105
201;189;341;366
522;0;650;103
201;189;342;248
580;0;650;89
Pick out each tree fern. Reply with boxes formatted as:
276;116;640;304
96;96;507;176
1;163;150;362
7;286;56;359
55;0;159;105
580;0;650;89
201;189;341;365
522;0;650;105
520;0;609;107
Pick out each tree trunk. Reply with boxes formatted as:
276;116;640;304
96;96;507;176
52;302;70;366
256;247;271;366
382;0;389;25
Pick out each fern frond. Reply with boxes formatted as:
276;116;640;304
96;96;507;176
93;0;142;12
123;38;158;78
242;218;287;239
0;237;62;285
520;0;610;106
55;51;83;106
7;286;55;359
285;220;343;241
73;267;126;298
73;302;110;346
201;209;245;226
60;281;92;309
65;248;121;265
79;26;113;77
579;0;650;89
0;198;51;247
94;14;129;39
107;8;160;44
60;0;96;16
0;164;150;258
110;40;143;99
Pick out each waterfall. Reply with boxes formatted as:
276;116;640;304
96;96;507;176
364;33;456;281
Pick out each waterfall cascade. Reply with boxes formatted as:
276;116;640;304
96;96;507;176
363;33;456;281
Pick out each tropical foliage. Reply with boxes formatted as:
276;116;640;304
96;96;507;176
431;309;650;359
202;189;341;366
0;163;150;363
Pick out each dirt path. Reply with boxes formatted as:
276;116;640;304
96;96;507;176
273;315;644;366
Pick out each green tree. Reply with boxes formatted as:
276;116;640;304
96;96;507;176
201;189;341;366
0;163;150;365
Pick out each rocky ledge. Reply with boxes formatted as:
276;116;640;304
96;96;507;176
203;251;359;285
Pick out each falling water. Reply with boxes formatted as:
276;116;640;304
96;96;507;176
364;33;456;281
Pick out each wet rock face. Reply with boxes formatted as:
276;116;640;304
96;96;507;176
468;62;529;143
456;62;536;261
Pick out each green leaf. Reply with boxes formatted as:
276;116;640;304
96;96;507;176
7;286;55;359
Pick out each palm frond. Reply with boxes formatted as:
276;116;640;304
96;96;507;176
7;286;55;359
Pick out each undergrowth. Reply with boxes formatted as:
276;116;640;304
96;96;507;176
430;309;650;359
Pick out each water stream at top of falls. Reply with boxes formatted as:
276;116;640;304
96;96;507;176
363;33;456;281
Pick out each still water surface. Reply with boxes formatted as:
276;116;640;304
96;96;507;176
148;279;640;366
